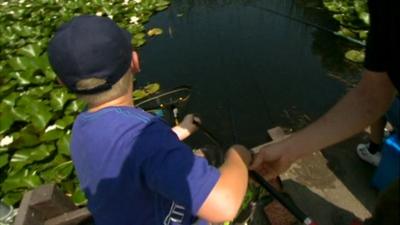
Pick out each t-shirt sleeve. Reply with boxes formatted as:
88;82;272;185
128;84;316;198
364;0;389;72
138;119;221;215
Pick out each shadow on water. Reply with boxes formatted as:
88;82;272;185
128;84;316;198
137;0;376;219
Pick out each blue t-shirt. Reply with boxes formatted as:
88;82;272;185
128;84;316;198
70;106;220;225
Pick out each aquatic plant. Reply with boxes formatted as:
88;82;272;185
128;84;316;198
0;0;168;206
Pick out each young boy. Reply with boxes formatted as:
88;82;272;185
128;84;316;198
48;15;252;225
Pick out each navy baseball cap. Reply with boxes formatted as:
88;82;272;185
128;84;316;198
48;15;133;94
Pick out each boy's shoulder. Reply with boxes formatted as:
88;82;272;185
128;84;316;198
71;106;167;150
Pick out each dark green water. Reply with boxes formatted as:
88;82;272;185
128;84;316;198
138;0;363;148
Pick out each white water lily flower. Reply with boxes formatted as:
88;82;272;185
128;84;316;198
130;16;139;24
0;136;13;147
108;14;114;19
123;0;129;5
134;0;141;3
96;11;103;16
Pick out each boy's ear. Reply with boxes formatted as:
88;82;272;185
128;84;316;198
131;51;141;73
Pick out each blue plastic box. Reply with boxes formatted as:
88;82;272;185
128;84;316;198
371;133;400;190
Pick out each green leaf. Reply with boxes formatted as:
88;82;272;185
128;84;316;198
65;99;86;115
55;116;74;129
10;128;40;148
0;109;14;135
9;71;32;85
2;93;20;107
17;97;53;130
132;90;147;101
143;83;160;94
0;153;9;169
40;129;64;142
61;180;76;195
345;49;365;63
72;187;87;206
40;161;73;183
50;88;72;111
17;44;43;57
8;57;35;71
10;106;30;122
133;33;146;40
2;169;42;193
10;144;55;170
147;28;163;37
34;154;68;173
25;85;53;97
0;147;9;153
2;192;23;206
56;134;71;156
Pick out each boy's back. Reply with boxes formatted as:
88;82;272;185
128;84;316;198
48;15;251;225
71;106;220;225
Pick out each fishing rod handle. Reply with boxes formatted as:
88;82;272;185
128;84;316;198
249;171;316;224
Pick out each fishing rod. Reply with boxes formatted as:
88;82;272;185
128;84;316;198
191;115;318;225
137;86;317;224
250;4;365;47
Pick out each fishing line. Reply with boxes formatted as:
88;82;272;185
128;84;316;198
250;4;365;47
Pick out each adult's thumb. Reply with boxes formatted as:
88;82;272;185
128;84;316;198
250;154;263;170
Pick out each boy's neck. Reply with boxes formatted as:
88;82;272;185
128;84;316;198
88;92;134;112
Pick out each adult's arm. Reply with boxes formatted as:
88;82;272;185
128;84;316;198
251;70;396;177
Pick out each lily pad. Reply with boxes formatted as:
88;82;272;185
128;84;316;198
2;169;43;193
345;49;365;63
144;83;160;94
17;44;43;57
0;153;8;169
147;28;163;36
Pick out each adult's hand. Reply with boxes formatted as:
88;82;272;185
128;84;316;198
250;141;296;180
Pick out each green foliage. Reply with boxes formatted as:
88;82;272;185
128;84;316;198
323;0;368;63
0;0;169;206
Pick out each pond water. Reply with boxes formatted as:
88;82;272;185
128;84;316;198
138;0;363;148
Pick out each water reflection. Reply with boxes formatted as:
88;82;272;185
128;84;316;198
139;0;361;147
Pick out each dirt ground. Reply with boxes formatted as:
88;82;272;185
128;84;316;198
280;133;379;225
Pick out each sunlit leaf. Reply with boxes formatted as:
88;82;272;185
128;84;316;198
2;169;43;193
57;134;71;156
17;97;53;130
345;49;365;63
72;187;87;206
65;99;86;115
40;129;64;142
40;161;73;183
147;28;163;36
2;192;23;206
17;44;43;57
144;83;160;94
2;93;19;107
50;88;72;111
55;116;75;129
132;89;147;100
10;144;56;170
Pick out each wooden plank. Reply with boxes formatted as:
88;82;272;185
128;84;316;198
267;127;285;141
30;183;77;220
251;127;288;153
44;208;91;225
13;191;45;225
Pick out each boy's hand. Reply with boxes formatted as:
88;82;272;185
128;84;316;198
172;114;201;141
